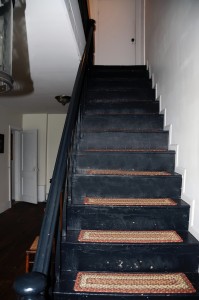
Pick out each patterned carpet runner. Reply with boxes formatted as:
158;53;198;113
78;230;183;243
85;170;171;176
84;197;177;206
74;272;196;294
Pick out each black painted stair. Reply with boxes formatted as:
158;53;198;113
54;65;199;299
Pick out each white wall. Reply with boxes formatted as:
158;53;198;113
0;106;22;213
64;0;86;57
22;114;66;200
145;0;199;238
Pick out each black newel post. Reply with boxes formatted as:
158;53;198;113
13;272;47;300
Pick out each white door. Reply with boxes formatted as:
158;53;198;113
21;130;38;204
92;0;136;65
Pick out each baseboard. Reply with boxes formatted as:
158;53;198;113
0;201;10;214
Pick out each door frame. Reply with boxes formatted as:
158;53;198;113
8;126;22;206
135;0;145;65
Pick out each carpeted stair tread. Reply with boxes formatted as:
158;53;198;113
83;197;177;206
78;230;183;243
85;170;171;176
74;272;196;294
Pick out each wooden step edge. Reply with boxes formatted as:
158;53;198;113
82;129;168;133
81;130;164;134
84;112;160;116
83;113;163;117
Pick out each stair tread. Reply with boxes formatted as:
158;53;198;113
71;198;189;207
74;272;196;294
83;197;177;206
82;130;168;134
77;230;183;243
82;128;168;135
78;170;179;177
82;129;164;133
63;230;198;245
54;271;199;297
84;112;160;116
81;149;174;153
83;113;163;117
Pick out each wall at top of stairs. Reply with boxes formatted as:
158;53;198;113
145;0;199;239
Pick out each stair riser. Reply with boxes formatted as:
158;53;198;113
81;115;164;131
67;206;189;230
89;67;148;78
62;244;199;273
91;65;147;71
88;79;152;90
71;175;182;199
88;72;150;79
85;102;159;115
79;132;169;150
87;90;155;102
75;152;175;172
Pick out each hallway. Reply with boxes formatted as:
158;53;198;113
0;202;45;300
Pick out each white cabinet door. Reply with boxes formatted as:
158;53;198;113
21;130;38;204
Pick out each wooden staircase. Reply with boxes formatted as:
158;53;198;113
54;65;199;299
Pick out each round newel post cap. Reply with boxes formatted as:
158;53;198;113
13;272;47;298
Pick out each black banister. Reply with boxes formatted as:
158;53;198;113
13;19;95;299
34;19;95;275
78;0;90;37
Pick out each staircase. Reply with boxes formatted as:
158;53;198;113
54;65;199;299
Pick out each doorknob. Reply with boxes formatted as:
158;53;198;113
131;38;135;43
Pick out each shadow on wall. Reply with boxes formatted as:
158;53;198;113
6;0;34;96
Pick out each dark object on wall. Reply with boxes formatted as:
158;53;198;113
0;134;4;153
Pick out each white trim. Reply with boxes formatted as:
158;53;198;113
8;126;11;206
8;126;22;204
135;0;145;65
38;185;46;202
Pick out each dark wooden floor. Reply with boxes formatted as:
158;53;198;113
0;201;45;300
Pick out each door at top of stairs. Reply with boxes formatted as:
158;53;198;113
88;0;144;65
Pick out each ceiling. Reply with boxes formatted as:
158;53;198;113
0;0;83;114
